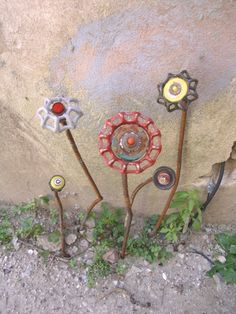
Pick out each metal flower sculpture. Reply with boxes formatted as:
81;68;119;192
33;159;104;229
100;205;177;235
157;70;198;112
37;97;103;226
37;97;83;132
99;112;162;174
49;175;67;256
99;112;162;258
128;71;198;237
151;70;198;233
152;166;176;190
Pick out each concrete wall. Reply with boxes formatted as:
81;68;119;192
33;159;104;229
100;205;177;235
0;0;236;223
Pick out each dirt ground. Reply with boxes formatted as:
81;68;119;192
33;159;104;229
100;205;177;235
0;223;236;314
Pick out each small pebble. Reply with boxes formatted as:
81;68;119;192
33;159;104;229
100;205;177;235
162;273;167;281
65;234;77;246
217;255;226;263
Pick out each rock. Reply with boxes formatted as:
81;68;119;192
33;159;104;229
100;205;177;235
102;249;119;264
162;273;167;281
213;274;222;292
37;235;60;252
27;249;38;256
217;255;226;263
178;253;185;259
84;249;95;261
79;239;89;251
166;244;175;253
85;218;95;229
126;265;142;277
67;246;78;256
11;236;21;251
113;280;124;288
65;234;77;245
86;229;94;242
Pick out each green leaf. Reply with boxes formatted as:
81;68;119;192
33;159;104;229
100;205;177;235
230;245;236;255
39;195;50;205
192;219;201;231
216;233;236;252
220;268;236;284
68;258;77;269
164;212;179;225
48;230;60;243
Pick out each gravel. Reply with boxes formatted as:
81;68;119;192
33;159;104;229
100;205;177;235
0;224;236;314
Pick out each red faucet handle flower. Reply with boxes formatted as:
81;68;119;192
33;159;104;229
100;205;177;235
98;112;162;174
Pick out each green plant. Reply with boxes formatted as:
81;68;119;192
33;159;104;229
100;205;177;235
87;254;111;288
0;211;13;244
159;190;202;242
68;258;77;269
49;208;58;225
16;217;43;239
47;230;60;243
207;232;236;284
85;203;172;287
14;195;50;214
39;250;50;264
115;261;127;276
92;202;124;246
127;230;171;264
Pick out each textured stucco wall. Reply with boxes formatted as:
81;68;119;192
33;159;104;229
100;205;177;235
0;0;236;223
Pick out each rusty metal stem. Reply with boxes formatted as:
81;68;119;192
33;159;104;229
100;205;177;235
120;173;133;259
131;177;153;206
64;128;103;223
54;191;66;256
153;109;187;232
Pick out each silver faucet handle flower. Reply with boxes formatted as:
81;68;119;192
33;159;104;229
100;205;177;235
37;97;83;133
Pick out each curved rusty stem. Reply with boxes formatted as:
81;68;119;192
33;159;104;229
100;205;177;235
54;191;66;257
130;177;153;207
120;173;133;259
62;123;103;225
152;109;187;234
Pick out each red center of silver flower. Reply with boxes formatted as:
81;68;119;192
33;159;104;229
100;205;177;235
51;102;65;115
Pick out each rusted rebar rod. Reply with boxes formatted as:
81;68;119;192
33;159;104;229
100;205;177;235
152;109;187;233
54;190;66;257
131;177;153;207
120;173;133;259
62;123;103;224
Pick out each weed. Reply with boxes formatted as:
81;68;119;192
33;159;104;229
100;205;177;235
93;202;124;247
159;190;202;242
207;232;236;284
49;208;58;226
86;204;172;286
39;250;50;264
14;195;50;214
0;210;13;244
47;230;60;243
16;217;43;239
115;261;127;276
68;258;77;269
87;255;111;288
127;231;171;264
